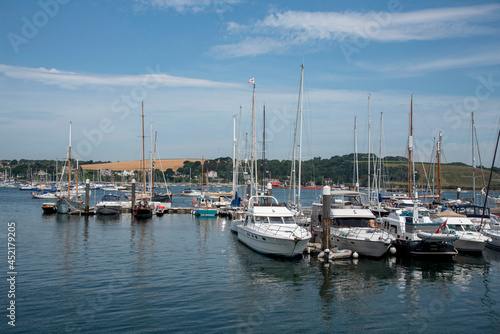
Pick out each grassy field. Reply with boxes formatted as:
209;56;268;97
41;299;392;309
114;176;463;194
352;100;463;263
80;159;201;172
384;161;499;190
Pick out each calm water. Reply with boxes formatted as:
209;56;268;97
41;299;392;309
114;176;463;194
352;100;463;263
1;187;500;333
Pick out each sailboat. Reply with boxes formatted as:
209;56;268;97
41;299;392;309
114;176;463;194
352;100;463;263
288;64;310;226
133;102;154;218
56;122;86;214
381;96;459;258
191;158;218;217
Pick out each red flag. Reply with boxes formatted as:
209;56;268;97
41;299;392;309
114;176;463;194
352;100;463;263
435;218;447;233
248;78;254;83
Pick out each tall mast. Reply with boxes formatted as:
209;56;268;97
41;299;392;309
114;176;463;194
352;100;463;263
236;106;242;190
472;112;476;203
201;157;204;195
142;102;146;195
232;114;237;194
152;130;157;198
408;95;413;199
262;105;266;189
76;159;79;199
252;83;258;195
367;94;371;203
67;121;72;199
354;116;359;192
150;122;153;197
437;131;442;203
297;64;304;209
378;112;383;201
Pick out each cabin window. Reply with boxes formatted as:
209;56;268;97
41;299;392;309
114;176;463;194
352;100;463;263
463;224;477;232
269;217;283;224
254;216;265;223
447;224;462;232
283;217;296;224
334;218;373;228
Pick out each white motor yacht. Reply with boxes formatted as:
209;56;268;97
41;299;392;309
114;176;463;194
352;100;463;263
237;195;311;257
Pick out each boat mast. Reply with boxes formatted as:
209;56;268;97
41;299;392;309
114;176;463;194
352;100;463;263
251;82;258;196
152;130;157;198
262;104;266;190
377;112;383;202
76;159;79;199
354;116;359;192
236;106;242;191
472;112;476;204
141;102;146;196
408;95;413;199
67;121;72;199
437;131;442;203
201;157;204;195
232;114;237;194
298;64;304;210
368;94;371;203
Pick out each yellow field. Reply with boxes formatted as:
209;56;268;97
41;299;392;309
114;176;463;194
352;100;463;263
80;159;200;172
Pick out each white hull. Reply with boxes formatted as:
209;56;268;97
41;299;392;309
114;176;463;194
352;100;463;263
331;227;392;257
230;219;243;233
237;225;310;257
32;192;58;199
482;229;500;250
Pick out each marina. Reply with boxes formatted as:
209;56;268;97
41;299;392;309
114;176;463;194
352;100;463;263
2;186;500;332
2;2;500;332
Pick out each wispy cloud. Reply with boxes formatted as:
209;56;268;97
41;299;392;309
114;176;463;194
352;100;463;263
134;0;242;13
212;4;500;58
356;49;500;74
0;110;58;121
0;64;240;89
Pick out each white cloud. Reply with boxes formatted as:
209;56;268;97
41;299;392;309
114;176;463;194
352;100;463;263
211;37;290;58
0;64;240;90
134;0;242;13
355;49;500;74
212;4;500;58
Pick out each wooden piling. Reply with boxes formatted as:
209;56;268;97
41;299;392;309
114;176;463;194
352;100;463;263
131;179;136;209
322;186;331;251
85;179;90;214
267;182;272;205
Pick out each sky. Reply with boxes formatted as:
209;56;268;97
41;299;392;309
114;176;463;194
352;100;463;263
1;0;500;168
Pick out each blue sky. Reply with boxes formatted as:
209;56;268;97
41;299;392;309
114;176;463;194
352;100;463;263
1;0;500;168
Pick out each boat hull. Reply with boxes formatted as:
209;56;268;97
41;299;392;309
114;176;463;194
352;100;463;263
42;203;58;214
393;239;458;258
237;225;310;257
192;208;217;217
482;229;500;251
95;204;122;215
330;228;392;258
56;198;85;214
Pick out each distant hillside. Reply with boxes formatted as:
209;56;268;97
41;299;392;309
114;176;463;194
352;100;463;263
2;155;499;190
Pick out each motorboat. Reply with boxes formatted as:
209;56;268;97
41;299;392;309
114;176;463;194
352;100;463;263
133;199;154;219
41;202;58;214
381;206;459;258
95;194;122;215
311;190;393;258
237;195;311;257
191;195;217;217
431;209;491;253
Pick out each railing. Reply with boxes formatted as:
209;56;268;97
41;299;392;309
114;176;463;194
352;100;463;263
336;226;392;242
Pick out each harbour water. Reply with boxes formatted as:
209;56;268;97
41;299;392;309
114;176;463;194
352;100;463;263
2;187;500;333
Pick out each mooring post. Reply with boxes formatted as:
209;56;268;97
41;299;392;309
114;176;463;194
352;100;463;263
246;180;252;201
131;179;136;211
322;185;331;251
85;179;90;214
267;182;272;205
